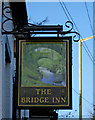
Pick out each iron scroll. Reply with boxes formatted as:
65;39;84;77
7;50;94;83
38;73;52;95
2;6;80;42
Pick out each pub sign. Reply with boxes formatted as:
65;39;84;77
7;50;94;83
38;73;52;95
16;37;72;109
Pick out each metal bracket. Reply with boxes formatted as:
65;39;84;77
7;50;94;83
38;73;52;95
2;6;80;42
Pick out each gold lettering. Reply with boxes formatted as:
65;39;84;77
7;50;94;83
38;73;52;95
45;97;49;103
26;97;30;103
55;97;60;103
34;97;39;103
52;97;55;103
31;97;33;103
36;89;51;95
47;89;51;95
61;97;66;103
36;89;40;95
41;89;46;95
21;97;25;103
40;97;44;103
21;97;50;104
52;97;66;103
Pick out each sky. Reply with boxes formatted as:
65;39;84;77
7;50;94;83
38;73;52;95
26;2;93;118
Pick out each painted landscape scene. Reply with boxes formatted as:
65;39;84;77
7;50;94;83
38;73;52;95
21;42;66;87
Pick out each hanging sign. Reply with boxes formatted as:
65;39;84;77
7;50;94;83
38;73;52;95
16;37;72;109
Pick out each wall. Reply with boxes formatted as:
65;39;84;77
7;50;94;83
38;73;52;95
2;1;15;118
1;1;29;119
0;1;2;120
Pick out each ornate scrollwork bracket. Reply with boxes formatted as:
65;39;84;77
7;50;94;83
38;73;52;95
2;6;15;33
2;6;80;42
60;21;80;42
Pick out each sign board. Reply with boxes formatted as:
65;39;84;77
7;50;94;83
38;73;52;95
16;37;72;109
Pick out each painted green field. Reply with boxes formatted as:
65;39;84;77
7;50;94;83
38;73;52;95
21;43;66;87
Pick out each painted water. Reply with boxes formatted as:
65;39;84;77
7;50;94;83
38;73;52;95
39;67;65;86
